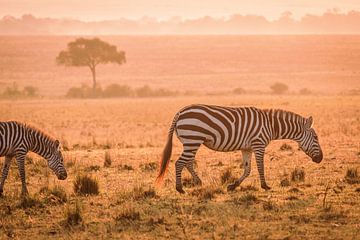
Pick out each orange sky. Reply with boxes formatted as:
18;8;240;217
1;0;359;21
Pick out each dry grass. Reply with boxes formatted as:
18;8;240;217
0;95;360;239
73;175;99;195
104;151;112;167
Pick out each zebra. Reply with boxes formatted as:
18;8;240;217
156;104;323;193
0;121;67;196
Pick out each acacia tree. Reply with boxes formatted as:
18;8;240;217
56;38;126;90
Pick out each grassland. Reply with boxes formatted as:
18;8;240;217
1;35;360;96
0;95;359;239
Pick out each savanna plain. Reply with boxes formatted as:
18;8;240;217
0;36;360;239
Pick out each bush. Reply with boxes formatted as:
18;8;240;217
66;84;102;98
73;174;99;195
23;86;38;97
103;84;133;97
233;87;246;95
270;82;289;94
299;88;312;95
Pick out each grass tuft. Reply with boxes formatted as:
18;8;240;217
115;205;141;224
65;201;82;226
74;174;99;195
220;168;237;185
18;195;43;209
345;168;360;184
291;168;305;182
140;162;157;172
280;177;291;187
280;143;293;151
233;193;258;206
263;201;278;211
191;186;223;201
104;151;112;167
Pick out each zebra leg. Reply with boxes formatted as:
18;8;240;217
253;146;271;190
0;155;13;196
185;161;202;186
175;159;186;194
175;144;201;193
227;150;252;192
15;154;28;196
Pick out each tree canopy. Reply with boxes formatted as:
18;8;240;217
56;38;126;90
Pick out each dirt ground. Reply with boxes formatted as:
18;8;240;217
0;95;359;239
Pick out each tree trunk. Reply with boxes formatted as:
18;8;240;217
91;67;96;90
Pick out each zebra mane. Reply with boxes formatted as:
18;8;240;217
21;122;57;144
264;109;305;120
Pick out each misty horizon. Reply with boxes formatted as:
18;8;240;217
1;9;360;35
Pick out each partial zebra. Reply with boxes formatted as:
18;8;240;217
0;121;67;196
156;104;323;193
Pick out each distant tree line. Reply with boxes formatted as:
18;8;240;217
66;84;179;98
0;83;38;99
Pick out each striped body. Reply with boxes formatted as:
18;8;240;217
0;121;67;196
157;104;323;193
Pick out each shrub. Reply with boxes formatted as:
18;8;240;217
270;82;289;94
291;168;305;182
104;151;112;167
65;201;82;226
345;168;360;184
23;85;38;97
103;84;133;97
299;88;312;95
73;174;99;195
233;87;246;95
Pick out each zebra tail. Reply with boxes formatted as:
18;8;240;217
156;112;179;185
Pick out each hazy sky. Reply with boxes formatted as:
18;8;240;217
1;0;359;21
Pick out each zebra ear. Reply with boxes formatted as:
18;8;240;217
305;116;313;129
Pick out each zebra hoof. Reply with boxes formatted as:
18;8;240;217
261;184;271;191
0;189;3;197
176;186;185;194
227;184;237;192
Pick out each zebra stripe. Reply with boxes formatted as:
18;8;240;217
156;104;323;193
0;121;67;196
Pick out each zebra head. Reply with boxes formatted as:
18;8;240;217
47;140;67;180
298;116;323;163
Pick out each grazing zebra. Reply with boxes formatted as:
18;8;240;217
0;121;67;196
156;104;323;193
